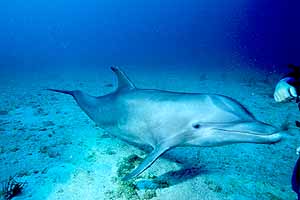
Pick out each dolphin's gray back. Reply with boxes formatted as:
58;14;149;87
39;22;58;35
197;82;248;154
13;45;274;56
119;89;255;123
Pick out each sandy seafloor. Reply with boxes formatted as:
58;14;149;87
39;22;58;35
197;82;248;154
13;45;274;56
0;65;299;200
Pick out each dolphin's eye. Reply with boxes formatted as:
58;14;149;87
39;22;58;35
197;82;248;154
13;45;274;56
193;124;201;129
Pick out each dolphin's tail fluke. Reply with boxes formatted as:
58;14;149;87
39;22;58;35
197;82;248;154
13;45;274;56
46;88;75;96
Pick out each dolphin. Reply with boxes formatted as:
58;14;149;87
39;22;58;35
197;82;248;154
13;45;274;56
48;67;282;180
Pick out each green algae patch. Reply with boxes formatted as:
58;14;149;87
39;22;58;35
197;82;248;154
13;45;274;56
117;154;143;178
105;154;160;200
103;154;142;199
105;179;140;200
142;190;157;199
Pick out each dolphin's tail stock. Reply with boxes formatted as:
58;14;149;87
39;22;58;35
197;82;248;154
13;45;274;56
46;88;97;120
46;88;75;96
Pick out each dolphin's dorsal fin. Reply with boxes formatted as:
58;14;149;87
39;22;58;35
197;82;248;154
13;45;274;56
111;66;135;91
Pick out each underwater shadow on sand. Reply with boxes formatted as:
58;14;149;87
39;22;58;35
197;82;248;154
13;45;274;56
134;147;220;190
135;166;212;190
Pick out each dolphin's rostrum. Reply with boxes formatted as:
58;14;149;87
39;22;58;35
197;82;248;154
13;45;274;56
48;67;282;180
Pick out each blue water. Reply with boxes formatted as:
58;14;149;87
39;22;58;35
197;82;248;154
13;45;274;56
1;1;299;71
1;1;300;200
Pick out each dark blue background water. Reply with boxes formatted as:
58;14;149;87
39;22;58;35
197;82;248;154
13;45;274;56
0;0;299;72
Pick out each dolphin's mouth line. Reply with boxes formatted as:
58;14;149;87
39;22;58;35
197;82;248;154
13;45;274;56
212;128;278;136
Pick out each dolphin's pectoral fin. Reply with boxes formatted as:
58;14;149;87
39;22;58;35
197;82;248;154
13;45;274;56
122;146;170;181
111;66;136;91
46;88;74;96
